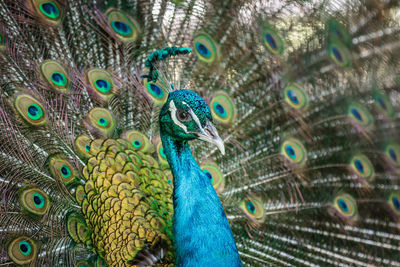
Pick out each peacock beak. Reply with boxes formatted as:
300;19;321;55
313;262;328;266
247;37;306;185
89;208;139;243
196;120;225;155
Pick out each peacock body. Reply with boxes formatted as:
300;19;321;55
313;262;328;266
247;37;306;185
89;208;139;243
0;0;400;266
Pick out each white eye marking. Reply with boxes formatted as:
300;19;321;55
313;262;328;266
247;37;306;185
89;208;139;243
181;102;203;131
188;107;203;132
169;100;203;134
169;100;188;133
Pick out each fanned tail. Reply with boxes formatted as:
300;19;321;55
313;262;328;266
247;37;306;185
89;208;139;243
0;0;400;266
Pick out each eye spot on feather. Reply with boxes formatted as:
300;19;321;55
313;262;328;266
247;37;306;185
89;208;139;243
328;41;351;67
60;164;71;178
85;108;116;137
51;72;67;86
19;188;50;216
332;194;358;222
285;145;296;158
77;221;91;242
133;140;141;148
39;1;60;19
349;154;375;182
32;192;45;208
196;42;211;58
265;33;277;49
374;91;394;117
385;143;400;167
262;26;284;54
8;236;37;265
203;169;213;183
111;21;132;36
201;162;224;193
15;94;47;126
74;135;93;159
239;196;265;222
347;102;373;127
378;98;386;110
246;200;256;214
148;82;166;100
354;159;364;173
210;92;236;124
193;32;220;63
40;2;59;18
106;9;141;42
387;192;400;216
40;61;70;92
19;241;31;255
141;69;168;104
338;199;348;212
351;108;362;121
49;156;78;185
287;90;298;104
95;79;111;93
122;130;153;153
15;94;48;126
283;83;308;110
97;117;109;127
213;102;227;118
393;196;400;210
281;138;307;165
149;83;163;97
332;47;343;62
0;35;4;52
86;68;115;100
390;149;397;161
27;104;43;120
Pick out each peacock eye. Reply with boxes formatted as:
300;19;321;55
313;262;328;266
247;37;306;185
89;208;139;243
176;109;192;122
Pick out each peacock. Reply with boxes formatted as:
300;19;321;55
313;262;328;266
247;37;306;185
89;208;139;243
1;0;400;266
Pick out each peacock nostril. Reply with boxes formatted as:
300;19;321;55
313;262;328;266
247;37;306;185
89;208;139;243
205;128;215;138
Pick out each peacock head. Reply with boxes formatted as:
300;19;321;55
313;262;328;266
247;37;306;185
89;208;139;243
160;89;225;154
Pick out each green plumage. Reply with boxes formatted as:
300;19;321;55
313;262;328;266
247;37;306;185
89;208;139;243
0;0;400;266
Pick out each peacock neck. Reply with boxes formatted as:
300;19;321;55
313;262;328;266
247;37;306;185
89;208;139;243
160;132;242;267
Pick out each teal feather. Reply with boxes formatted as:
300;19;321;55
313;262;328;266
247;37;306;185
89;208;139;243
0;0;400;266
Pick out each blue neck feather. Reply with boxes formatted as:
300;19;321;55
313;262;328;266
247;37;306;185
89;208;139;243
161;133;242;267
